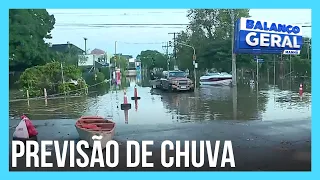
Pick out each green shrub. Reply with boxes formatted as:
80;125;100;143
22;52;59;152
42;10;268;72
19;62;87;97
100;67;110;79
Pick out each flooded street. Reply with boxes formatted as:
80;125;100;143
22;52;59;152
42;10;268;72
9;76;311;124
9;8;312;171
9;75;312;171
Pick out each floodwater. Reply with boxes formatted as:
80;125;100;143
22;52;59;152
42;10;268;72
9;75;311;124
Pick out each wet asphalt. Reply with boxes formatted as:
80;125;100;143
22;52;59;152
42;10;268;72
9;117;311;171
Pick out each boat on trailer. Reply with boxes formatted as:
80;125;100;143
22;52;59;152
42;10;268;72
199;72;232;86
75;116;116;148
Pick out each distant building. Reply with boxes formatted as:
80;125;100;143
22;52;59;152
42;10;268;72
91;48;105;55
78;48;110;68
49;42;84;55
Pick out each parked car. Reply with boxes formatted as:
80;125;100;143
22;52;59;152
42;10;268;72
158;70;194;92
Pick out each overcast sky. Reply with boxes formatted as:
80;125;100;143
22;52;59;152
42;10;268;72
46;9;311;57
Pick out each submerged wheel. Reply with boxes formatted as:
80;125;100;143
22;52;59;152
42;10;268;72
167;84;174;92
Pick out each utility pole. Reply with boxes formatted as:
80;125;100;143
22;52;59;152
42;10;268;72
230;9;237;86
280;53;283;79
273;54;276;87
114;41;117;68
289;54;292;91
84;37;87;54
61;63;66;96
162;42;170;71
169;32;180;68
304;38;311;60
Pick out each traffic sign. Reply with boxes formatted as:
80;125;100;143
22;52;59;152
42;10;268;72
256;58;264;63
253;57;264;63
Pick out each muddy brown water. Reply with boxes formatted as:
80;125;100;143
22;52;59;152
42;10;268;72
9;76;311;125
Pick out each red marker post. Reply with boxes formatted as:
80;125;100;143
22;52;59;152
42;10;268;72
124;90;128;104
121;90;131;110
131;85;141;100
299;83;303;97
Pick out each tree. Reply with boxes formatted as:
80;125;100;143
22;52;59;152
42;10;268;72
9;9;56;71
174;8;311;79
175;9;251;72
137;50;168;70
110;55;129;72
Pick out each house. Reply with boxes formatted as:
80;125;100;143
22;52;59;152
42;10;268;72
90;48;110;68
49;42;85;55
91;48;105;55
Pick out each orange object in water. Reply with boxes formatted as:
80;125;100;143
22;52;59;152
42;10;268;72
82;124;99;129
75;116;115;131
134;86;138;98
75;116;116;148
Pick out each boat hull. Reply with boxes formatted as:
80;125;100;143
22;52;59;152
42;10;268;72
75;126;115;148
75;116;116;148
200;78;232;86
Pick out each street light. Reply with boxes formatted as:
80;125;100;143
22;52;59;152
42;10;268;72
170;41;197;89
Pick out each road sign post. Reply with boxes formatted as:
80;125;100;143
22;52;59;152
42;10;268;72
193;54;197;90
254;57;264;85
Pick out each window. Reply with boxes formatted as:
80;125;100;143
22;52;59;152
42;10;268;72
169;71;186;78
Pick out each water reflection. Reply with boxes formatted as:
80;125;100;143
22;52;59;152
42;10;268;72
124;109;129;124
134;99;139;111
232;85;237;120
9;75;311;124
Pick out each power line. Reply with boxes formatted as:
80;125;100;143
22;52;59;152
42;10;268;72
51;11;187;16
55;26;186;29
117;41;165;45
55;23;190;26
54;23;311;28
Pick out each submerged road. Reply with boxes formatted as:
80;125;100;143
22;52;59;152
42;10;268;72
9;77;312;171
9;117;311;171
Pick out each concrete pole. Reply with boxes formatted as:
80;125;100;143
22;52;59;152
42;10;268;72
193;51;197;90
84;37;87;54
230;9;237;86
273;54;276;87
114;41;117;68
61;63;66;96
256;57;259;85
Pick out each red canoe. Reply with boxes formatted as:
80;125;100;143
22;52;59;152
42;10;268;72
75;116;116;148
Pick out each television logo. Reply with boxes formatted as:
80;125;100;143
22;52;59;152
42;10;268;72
234;18;303;54
283;50;300;55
